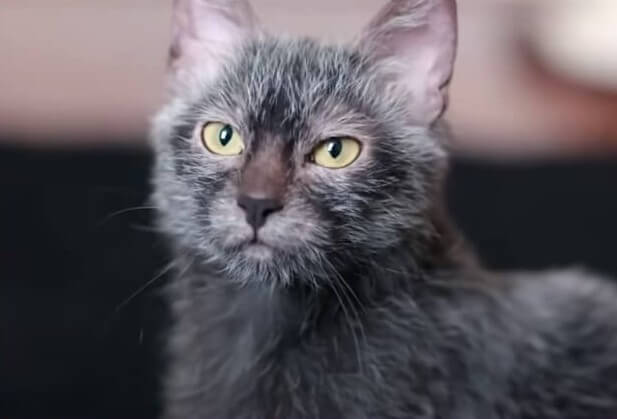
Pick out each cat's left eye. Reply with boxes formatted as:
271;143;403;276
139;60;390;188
311;137;361;169
201;122;245;156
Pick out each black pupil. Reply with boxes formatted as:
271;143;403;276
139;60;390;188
219;125;233;146
327;139;343;159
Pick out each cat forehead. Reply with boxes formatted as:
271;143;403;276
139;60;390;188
192;39;357;98
187;39;379;138
236;39;362;85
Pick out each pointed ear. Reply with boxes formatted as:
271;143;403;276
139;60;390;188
169;0;262;86
356;0;457;125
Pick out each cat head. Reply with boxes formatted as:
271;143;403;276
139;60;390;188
152;0;458;286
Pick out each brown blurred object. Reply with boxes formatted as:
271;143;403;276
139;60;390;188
450;0;617;157
517;0;617;155
1;0;617;157
523;0;617;93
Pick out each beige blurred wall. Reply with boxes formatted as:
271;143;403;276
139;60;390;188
0;0;382;144
2;0;617;155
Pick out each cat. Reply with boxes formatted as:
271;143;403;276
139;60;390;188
150;0;617;418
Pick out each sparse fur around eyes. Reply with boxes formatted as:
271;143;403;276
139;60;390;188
152;1;617;418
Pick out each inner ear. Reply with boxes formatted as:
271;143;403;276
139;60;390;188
355;0;458;125
169;0;263;86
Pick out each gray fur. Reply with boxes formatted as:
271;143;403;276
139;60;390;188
150;3;617;419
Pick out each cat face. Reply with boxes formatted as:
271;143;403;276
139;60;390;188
152;0;457;285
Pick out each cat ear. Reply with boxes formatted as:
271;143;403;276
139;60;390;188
356;0;457;125
169;0;262;85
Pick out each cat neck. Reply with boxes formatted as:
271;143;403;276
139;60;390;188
175;214;472;331
166;213;475;400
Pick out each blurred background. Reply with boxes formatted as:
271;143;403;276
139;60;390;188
2;0;617;417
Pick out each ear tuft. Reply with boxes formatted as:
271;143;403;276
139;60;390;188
356;0;458;125
169;0;262;87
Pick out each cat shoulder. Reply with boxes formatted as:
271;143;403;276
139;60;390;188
506;267;617;358
509;267;617;315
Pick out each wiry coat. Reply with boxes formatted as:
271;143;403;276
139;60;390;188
151;2;617;418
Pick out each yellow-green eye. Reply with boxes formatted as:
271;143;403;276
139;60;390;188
201;122;245;156
311;138;361;169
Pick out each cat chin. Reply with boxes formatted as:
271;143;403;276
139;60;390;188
240;242;275;261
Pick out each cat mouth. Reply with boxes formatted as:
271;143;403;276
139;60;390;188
246;231;275;248
246;238;268;248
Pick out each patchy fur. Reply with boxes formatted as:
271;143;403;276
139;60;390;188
151;1;617;418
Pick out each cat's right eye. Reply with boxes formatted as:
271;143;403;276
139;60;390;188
201;122;245;156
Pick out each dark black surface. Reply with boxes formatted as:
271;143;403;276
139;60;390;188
1;144;616;418
0;146;169;419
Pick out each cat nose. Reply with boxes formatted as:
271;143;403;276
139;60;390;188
237;195;283;231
